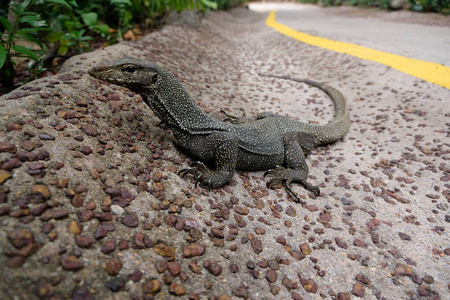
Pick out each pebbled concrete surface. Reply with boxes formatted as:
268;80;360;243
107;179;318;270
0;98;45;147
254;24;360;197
0;5;449;300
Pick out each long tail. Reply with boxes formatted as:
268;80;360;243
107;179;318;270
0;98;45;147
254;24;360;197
260;74;350;145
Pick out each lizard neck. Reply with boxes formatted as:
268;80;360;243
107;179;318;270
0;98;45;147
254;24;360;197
142;65;227;134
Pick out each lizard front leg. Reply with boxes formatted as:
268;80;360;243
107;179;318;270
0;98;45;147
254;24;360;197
179;132;239;190
265;131;320;198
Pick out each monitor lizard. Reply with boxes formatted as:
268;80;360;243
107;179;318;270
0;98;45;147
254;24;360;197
88;57;350;199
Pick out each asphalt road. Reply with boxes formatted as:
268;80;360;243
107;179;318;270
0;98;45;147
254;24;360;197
249;3;450;66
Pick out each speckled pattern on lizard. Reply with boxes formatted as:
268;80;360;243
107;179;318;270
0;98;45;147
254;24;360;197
88;57;350;199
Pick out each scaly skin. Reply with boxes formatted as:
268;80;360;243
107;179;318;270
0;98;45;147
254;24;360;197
88;57;350;199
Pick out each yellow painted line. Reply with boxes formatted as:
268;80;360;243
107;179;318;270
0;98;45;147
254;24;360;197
265;10;450;89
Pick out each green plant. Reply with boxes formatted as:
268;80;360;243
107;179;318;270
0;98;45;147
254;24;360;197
61;29;93;53
110;0;132;41
409;0;450;13
41;0;96;55
0;0;49;89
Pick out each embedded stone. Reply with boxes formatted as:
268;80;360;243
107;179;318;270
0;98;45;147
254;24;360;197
183;242;206;258
2;158;22;170
234;206;249;215
39;134;55;141
122;214;139;227
61;256;83;271
203;260;222;276
266;269;277;283
80;146;92;155
16;151;37;162
351;282;365;297
40;207;69;220
300;278;318;293
106;257;122;276
155;260;168;273
169;283;186;296
81;126;98;136
0;142;17;153
20;140;35;151
299;243;311;255
78;210;94;222
168;261;181;276
393;264;413;277
29;185;50;202
105;278;125;292
8;229;33;249
76;235;94;248
251;238;263;254
0;170;12;184
143;279;161;295
68;220;82;235
101;240;116;254
154;243;175;260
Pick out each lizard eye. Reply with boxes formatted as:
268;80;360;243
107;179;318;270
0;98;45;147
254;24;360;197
124;66;136;73
151;74;158;84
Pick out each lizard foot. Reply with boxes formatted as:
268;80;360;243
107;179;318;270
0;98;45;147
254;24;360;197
264;166;320;199
179;161;207;185
179;161;232;192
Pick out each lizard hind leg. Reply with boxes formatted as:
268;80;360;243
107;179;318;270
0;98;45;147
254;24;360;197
264;131;320;198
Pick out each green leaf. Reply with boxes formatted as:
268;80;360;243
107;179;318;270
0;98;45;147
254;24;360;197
80;35;93;41
46;0;74;9
21;11;40;16
0;16;13;33
202;0;218;9
61;33;76;40
16;28;40;34
57;39;69;55
93;24;110;35
111;0;132;6
81;12;98;27
11;2;25;15
11;45;39;61
67;0;78;7
21;0;31;10
18;33;44;49
19;15;47;27
0;44;7;69
57;45;69;55
47;31;64;43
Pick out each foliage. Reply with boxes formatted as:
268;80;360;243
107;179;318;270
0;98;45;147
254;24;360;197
409;0;450;13
0;0;249;89
0;0;49;88
298;0;449;12
316;0;391;7
0;0;227;89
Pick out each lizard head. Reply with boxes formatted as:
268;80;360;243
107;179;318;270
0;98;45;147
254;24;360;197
88;57;160;93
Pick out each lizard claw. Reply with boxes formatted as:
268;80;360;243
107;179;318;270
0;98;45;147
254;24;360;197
190;161;207;171
264;167;320;199
179;167;198;180
299;179;320;197
179;161;208;180
180;161;225;192
207;178;213;193
284;184;301;202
